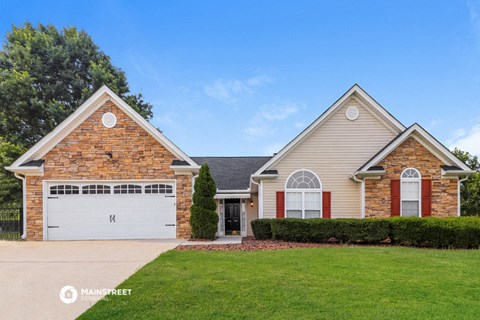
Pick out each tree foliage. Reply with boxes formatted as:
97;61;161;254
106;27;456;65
453;148;480;216
0;23;153;206
190;164;218;240
0;23;153;148
0;138;25;206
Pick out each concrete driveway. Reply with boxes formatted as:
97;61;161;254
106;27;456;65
0;239;181;320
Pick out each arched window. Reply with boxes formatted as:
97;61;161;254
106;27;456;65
285;170;322;219
401;168;421;217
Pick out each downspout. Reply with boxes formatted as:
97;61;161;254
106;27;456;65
352;175;365;219
458;176;469;217
14;173;27;239
250;177;263;219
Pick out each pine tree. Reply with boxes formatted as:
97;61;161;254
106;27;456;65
190;164;218;239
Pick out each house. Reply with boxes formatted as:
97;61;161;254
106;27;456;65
6;84;473;241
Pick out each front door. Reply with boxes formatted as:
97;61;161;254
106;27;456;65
225;202;240;235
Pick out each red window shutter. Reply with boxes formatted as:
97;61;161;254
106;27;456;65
322;192;331;219
391;180;401;216
422;179;432;217
276;191;285;218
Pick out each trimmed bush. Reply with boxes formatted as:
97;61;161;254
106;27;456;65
190;164;218;240
250;219;273;240
256;217;480;249
270;218;390;244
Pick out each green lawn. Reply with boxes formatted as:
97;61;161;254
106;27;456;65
79;247;480;320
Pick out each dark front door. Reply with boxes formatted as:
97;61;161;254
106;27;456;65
225;202;240;234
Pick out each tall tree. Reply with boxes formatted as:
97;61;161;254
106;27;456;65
190;164;218;240
453;148;480;216
0;138;25;206
0;23;152;148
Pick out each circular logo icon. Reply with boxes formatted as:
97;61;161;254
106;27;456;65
59;285;78;304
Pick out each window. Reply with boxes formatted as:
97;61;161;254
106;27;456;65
82;185;111;195
285;170;322;218
401;168;421;217
145;184;173;194
50;185;79;195
113;184;142;194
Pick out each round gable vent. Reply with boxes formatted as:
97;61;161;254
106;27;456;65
346;106;359;121
102;112;117;128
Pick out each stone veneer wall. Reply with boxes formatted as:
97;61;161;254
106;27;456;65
365;136;457;218
25;100;192;240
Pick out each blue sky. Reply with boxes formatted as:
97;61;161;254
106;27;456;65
1;0;480;156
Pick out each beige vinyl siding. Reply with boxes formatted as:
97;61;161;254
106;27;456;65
262;98;397;218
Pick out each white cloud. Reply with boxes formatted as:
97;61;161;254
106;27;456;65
260;104;299;121
203;75;273;103
448;123;480;156
242;125;276;138
242;102;301;138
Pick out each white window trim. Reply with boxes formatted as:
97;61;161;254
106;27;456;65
400;168;422;217
284;169;323;219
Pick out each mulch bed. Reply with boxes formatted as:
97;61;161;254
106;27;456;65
176;239;343;251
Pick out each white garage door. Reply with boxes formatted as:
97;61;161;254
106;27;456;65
45;181;177;240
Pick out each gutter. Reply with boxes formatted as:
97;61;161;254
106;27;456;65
458;176;469;217
13;173;27;240
250;177;263;219
352;175;366;219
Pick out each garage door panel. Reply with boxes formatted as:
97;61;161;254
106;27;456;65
46;182;177;240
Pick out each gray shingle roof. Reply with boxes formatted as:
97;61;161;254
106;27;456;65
191;157;272;191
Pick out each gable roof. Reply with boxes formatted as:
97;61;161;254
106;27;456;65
6;85;198;173
356;123;473;174
191;156;272;191
253;84;407;175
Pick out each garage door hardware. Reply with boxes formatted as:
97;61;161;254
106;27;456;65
47;197;58;199
48;226;59;229
165;224;175;226
109;215;116;223
165;195;176;198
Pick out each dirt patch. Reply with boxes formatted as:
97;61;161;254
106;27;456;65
176;239;343;251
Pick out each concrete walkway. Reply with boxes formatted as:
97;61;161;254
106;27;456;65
0;239;181;320
180;236;243;246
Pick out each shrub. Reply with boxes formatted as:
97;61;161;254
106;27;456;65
270;218;390;244
264;217;480;249
389;217;425;246
250;219;273;240
190;164;218;240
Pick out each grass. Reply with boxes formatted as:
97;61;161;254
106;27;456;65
79;247;480;320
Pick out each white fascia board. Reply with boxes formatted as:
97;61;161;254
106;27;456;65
351;170;386;179
10;85;198;168
217;189;251;193
5;165;44;176
253;84;406;175
442;169;476;177
215;193;251;199
251;174;279;180
170;165;201;173
359;124;471;172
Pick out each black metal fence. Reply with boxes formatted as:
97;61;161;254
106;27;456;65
0;207;22;240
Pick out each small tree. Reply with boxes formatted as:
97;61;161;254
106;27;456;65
453;148;480;216
190;164;218;239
